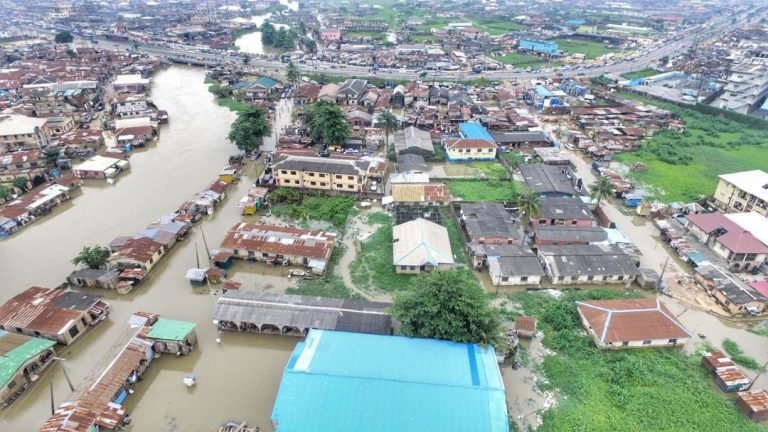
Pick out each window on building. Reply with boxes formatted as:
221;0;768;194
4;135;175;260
319;174;325;178
668;339;677;344
539;219;546;224
295;180;300;184
310;181;316;186
336;184;343;188
262;253;269;257
335;174;342;179
622;341;629;346
7;380;16;390
34;331;41;336
347;176;354;180
587;275;594;281
15;327;23;333
68;325;80;339
410;266;416;270
348;185;354;189
642;340;651;345
618;275;624;281
602;275;608;281
290;171;297;175
520;276;528;282
557;276;564;282
571;220;577;225
320;183;326;187
307;172;314;177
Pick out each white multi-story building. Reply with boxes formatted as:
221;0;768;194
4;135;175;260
714;62;768;115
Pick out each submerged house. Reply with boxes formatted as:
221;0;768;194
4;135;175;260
214;292;393;336
220;223;337;275
0;286;110;345
271;329;509;432
144;317;197;356
0;332;56;408
108;237;166;272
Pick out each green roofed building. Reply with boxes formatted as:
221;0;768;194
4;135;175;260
271;329;509;432
145;317;197;355
0;330;56;407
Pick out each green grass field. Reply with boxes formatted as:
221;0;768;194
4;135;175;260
446;179;518;202
345;31;388;41
512;290;767;432
552;38;615;59
467;161;509;179
473;19;526;35
496;52;550;68
621;68;662;80
613;93;768;202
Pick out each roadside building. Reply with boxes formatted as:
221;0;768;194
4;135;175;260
220;223;337;274
491;131;551;149
686;212;768;272
213;291;392;336
73;155;129;179
737;390;768;422
694;264;767;316
519;39;559;55
533;225;608;246
0;286;110;345
535;196;595;226
576;298;691;349
393;218;455;274
713;170;768;217
520;164;579;197
393;126;434;157
0;332;56;408
0;114;49;152
459;202;520;244
271;329;509;432
538;244;639;286
272;155;382;193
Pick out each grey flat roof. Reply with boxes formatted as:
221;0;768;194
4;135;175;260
539;197;594;220
52;290;103;311
273;156;370;176
213;291;393;335
520;164;577;196
534;226;607;243
460;202;520;240
491;131;549;144
538;244;639;278
489;255;547;277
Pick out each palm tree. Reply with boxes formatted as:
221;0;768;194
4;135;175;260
43;147;61;165
307;103;350;146
286;60;300;91
375;111;399;149
516;190;541;231
589;176;614;207
72;246;111;269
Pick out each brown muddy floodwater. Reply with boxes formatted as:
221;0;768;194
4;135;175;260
0;66;298;432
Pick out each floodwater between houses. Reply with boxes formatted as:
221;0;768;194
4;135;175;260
0;66;298;432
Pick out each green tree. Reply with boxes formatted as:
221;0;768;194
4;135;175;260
54;31;73;44
242;54;250;65
227;107;272;154
589;175;614;207
375;110;398;148
516;189;541;228
419;71;428;79
306;102;350;146
65;48;77;58
208;83;232;98
43;147;61;165
391;270;503;346
0;184;10;201
261;21;276;46
286;60;300;89
132;41;140;52
72;245;111;269
11;177;29;192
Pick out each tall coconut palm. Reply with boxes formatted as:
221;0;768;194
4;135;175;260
375;111;399;149
286;60;300;90
516;190;541;231
589;176;614;207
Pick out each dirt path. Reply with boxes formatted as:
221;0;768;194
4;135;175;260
335;210;393;303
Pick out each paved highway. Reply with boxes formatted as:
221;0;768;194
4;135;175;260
89;10;754;82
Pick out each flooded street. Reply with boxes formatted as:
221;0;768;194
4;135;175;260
0;66;298;431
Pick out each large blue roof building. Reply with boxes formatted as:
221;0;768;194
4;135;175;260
519;38;559;56
271;329;509;432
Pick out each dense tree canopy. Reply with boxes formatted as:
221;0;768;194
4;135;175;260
305;102;350;146
261;22;296;51
72;245;111;269
391;270;503;346
227;107;272;153
54;31;73;43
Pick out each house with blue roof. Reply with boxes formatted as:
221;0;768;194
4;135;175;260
444;122;498;162
519;38;559;56
271;329;509;432
393;217;455;273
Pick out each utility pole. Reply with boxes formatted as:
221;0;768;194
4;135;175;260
657;256;670;292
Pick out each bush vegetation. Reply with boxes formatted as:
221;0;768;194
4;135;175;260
269;188;356;228
446;179;519;202
510;290;765;432
722;339;762;370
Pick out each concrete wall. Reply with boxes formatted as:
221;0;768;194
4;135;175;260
276;169;365;192
445;147;497;161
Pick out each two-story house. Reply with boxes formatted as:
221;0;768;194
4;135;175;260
686;212;768;272
0;115;50;153
713;170;768;216
272;155;380;193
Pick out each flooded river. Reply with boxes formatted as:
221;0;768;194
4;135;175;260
0;66;297;432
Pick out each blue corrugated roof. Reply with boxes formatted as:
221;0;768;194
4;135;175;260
271;330;508;432
459;122;495;143
535;85;554;97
